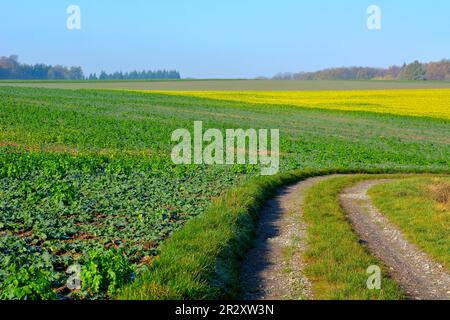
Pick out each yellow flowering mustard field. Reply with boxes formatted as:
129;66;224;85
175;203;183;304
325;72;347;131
146;89;450;120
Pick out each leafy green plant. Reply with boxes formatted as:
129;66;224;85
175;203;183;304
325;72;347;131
81;249;134;297
50;181;76;206
0;265;56;300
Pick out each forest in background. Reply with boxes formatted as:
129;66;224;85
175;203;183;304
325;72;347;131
2;55;449;82
272;59;450;81
0;55;181;80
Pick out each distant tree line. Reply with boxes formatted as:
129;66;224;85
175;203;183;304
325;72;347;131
0;55;84;80
87;69;180;80
273;59;450;81
0;55;181;80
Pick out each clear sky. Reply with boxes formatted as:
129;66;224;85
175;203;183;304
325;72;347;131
1;0;449;78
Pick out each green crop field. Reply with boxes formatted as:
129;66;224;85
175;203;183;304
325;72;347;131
0;85;449;299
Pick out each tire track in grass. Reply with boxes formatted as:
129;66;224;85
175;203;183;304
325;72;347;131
240;175;336;300
340;179;450;300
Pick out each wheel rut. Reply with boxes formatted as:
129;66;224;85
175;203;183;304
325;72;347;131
240;175;337;300
340;179;450;300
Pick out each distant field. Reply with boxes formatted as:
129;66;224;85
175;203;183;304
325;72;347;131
2;79;450;91
1;86;449;167
154;89;450;120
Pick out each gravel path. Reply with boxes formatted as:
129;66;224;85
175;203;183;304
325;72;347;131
240;175;336;300
340;179;450;300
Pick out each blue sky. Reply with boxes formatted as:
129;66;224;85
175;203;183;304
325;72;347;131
1;0;449;78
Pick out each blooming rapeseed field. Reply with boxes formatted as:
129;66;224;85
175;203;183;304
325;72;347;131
149;89;450;120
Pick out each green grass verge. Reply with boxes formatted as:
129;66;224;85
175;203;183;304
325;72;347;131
369;176;450;270
302;174;405;300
